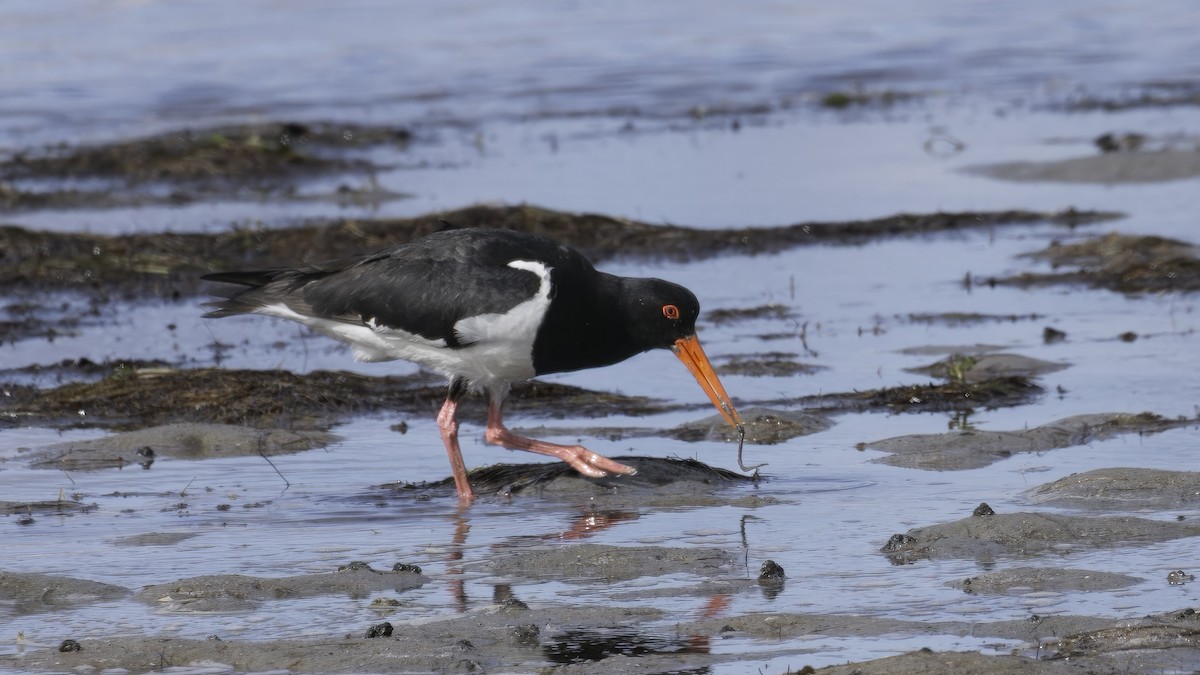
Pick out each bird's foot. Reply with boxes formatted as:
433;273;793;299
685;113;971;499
484;426;636;478
559;448;637;479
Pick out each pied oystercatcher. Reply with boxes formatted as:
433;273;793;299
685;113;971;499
202;227;744;500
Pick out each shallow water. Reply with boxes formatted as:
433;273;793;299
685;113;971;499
3;0;1200;146
3;2;1200;673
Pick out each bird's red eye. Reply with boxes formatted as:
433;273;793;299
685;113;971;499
662;304;680;319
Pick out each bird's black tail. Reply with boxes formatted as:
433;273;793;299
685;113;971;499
201;268;300;318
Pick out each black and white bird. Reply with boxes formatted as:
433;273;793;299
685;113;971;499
202;227;743;501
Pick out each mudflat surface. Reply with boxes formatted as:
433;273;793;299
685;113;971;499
4;4;1200;673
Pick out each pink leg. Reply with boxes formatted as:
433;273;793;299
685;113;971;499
436;396;475;501
483;397;636;478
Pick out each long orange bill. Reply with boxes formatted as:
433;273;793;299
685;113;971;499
672;335;765;473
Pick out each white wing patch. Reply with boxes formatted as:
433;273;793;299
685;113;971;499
246;260;553;388
450;259;552;384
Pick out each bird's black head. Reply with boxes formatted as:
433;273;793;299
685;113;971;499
623;277;701;350
625;277;744;439
532;273;703;376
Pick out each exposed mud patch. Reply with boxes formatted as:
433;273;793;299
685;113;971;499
1046;615;1200;661
0;571;129;615
26;423;339;471
880;511;1200;562
0;499;94;517
906;353;1067;383
134;563;425;612
988;232;1200;294
815;650;1079;675
863;412;1196;471
1026;468;1200;510
481;543;734;583
683;610;1117;644
383;456;756;505
2;603;662;674
965;149;1200;184
672;406;833;444
111;532;199;547
949;567;1144;595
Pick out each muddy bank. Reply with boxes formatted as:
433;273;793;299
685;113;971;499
3;603;665;674
815;643;1199;675
684;610;1113;644
948;567;1144;595
881;509;1200;562
136;563;425;612
0;499;94;518
683;606;1200;673
966;148;1200;184
480;543;734;583
986;232;1200;294
1027;467;1200;510
906;353;1066;383
25;423;339;472
0;571;129;615
863;412;1196;471
8;592;1197;673
672;406;832;445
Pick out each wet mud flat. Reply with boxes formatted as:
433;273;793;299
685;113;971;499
3;120;1200;674
4;462;1200;674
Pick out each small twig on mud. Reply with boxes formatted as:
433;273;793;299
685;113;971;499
258;434;291;489
180;477;196;497
796;320;818;358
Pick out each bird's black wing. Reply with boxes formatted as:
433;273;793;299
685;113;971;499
204;228;591;348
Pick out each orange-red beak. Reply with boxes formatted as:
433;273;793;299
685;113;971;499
672;335;743;432
673;335;763;473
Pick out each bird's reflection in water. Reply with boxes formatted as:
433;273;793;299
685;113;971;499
431;502;739;668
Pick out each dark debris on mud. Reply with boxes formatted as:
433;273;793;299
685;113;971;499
987;232;1200;294
2;359;1048;438
716;352;823;377
0;122;412;201
1061;81;1200;112
0;365;671;431
1;356;1054;445
812;376;1043;414
0;204;1121;300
